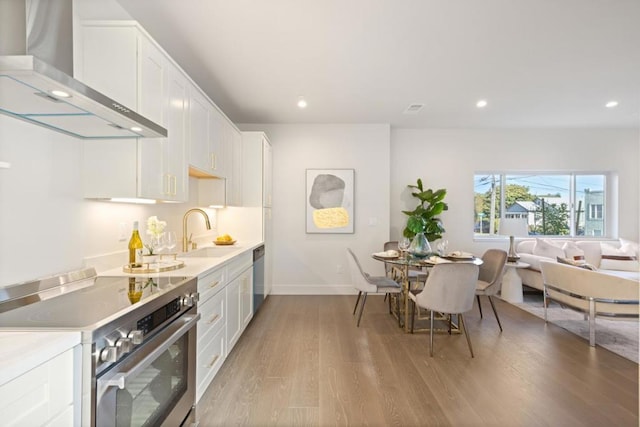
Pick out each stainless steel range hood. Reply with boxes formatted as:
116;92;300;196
0;0;167;139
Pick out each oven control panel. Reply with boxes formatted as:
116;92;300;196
137;297;182;335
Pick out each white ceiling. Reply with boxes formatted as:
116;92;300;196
116;0;640;129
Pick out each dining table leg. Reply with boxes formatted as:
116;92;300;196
404;264;410;333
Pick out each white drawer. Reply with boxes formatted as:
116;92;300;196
196;326;226;403
227;252;252;282
197;288;226;342
198;266;226;304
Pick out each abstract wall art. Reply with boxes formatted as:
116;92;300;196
306;169;355;233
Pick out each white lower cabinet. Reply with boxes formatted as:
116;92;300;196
0;347;76;426
195;251;254;403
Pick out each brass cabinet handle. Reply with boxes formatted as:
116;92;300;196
206;354;220;368
207;313;220;324
209;280;220;288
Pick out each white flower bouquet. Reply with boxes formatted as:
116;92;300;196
145;216;167;255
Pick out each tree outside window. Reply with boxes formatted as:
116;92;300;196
474;173;606;237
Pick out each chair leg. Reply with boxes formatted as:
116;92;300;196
460;314;474;358
487;296;503;332
448;314;452;335
353;291;362;315
356;293;368;327
396;294;401;328
477;295;483;318
429;310;434;357
387;293;392;314
410;300;415;333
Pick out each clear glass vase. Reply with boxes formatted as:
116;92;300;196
408;232;432;258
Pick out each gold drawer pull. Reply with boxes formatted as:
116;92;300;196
209;280;220;288
207;354;220;368
207;313;220;324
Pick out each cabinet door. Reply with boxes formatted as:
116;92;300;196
164;64;188;201
209;108;226;178
76;25;137;109
188;87;211;174
263;138;273;207
225;277;241;354
240;268;253;328
0;348;75;426
230;127;243;206
138;34;166;199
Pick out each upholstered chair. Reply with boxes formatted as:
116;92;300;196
475;249;508;331
346;248;402;327
409;263;479;357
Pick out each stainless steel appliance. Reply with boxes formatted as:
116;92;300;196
0;268;199;426
253;245;265;313
0;0;167;138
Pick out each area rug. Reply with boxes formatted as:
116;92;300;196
511;293;639;363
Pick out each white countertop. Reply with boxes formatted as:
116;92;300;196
0;331;81;386
0;239;262;387
99;239;263;278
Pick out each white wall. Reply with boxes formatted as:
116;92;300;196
391;128;640;256
240;124;392;294
0;116;219;286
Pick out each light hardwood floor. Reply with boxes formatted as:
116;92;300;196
195;295;639;426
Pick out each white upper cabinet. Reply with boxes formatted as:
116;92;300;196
242;131;272;207
77;21;186;202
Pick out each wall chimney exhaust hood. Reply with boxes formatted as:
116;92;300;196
0;0;167;139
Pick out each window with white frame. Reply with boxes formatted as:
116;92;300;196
473;173;607;237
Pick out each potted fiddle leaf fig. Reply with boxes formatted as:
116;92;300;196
402;178;448;242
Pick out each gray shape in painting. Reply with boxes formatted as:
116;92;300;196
309;174;345;209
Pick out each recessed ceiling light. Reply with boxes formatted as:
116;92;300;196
50;90;71;98
130;126;143;132
476;99;488;108
605;101;619;108
297;96;307;109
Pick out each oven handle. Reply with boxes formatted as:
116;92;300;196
104;313;200;390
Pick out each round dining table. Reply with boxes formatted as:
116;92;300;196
372;253;483;333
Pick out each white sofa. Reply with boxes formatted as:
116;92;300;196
516;238;640;291
540;261;639;346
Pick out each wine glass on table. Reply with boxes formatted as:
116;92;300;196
398;237;411;259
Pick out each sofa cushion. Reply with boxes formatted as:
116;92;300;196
556;256;597;271
575;241;603;267
517;240;535;254
533;238;565;259
562;241;585;261
600;243;639;272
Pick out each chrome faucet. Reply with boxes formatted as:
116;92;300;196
182;208;212;252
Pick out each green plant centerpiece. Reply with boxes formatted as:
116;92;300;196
402;179;448;257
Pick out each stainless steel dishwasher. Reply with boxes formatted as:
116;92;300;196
253;245;265;313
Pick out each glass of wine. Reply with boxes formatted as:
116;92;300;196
398;237;411;258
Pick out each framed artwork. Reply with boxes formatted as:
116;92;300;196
306;169;355;233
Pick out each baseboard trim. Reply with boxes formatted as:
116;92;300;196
270;284;358;295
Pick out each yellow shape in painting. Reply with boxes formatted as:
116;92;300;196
313;207;349;228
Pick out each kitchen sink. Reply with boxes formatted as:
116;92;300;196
179;246;237;258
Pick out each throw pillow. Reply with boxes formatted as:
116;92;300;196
600;243;639;272
533;238;565;259
562;241;585;261
556;256;598;271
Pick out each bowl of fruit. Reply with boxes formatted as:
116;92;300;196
214;234;236;246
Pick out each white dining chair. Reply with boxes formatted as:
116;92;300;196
475;249;508;331
409;262;480;357
346;248;402;327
